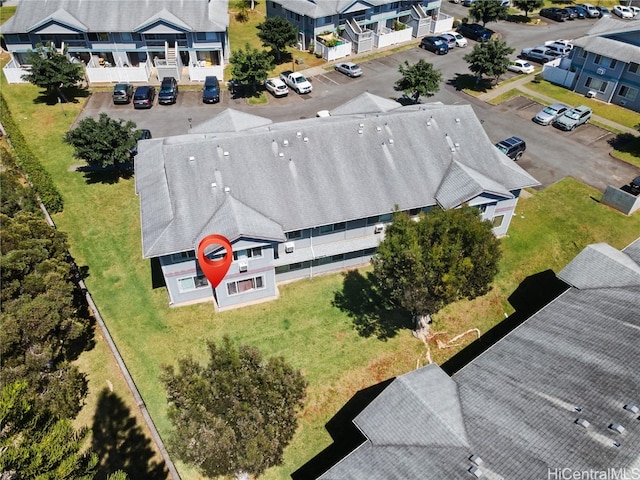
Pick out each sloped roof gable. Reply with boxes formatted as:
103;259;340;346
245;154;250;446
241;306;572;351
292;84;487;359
28;8;87;33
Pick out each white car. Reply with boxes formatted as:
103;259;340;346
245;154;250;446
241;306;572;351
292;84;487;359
444;31;468;47
613;5;634;18
265;78;289;97
630;6;640;16
334;62;363;77
508;59;535;74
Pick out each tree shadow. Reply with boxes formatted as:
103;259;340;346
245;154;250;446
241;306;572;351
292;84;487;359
394;95;419;106
78;164;133;184
450;73;493;92
332;270;412;340
507;14;534;23
32;86;90;105
608;132;640;158
273;50;293;65
92;388;168;480
150;257;166;289
441;269;569;376
292;378;393;480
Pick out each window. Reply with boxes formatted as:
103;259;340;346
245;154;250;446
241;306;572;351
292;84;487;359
5;33;30;43
492;215;504;228
585;77;608;93
286;230;302;240
609;58;617;69
319;222;346;234
88;32;109;42
226;276;264;295
593;54;602;65
618;85;638;101
233;247;263;260
579;49;587;58
171;251;195;262
121;32;133;42
177;274;209;293
629;62;639;74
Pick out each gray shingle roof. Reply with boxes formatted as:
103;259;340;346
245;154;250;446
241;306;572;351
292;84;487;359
1;0;229;34
329;92;403;116
316;239;640;479
135;96;539;258
190;109;273;134
571;17;640;63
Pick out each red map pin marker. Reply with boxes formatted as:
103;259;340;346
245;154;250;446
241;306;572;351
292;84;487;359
197;234;232;288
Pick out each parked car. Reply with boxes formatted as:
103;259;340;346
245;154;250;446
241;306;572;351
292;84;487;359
264;77;289;97
457;23;493;42
539;7;569;21
579;3;600;17
508;59;535;74
533;102;570;125
560;7;577;19
129;129;152;157
520;47;561;63
202;75;220;103
112;83;134;104
438;34;457;49
420;36;449;54
630;176;640;195
495;136;526;161
595;6;611;17
335;62;363;77
553;105;592;130
613;5;634;18
158;76;178;105
563;6;585;19
572;5;588;18
445;31;468;47
132;85;156;109
544;41;572;56
630;6;640;16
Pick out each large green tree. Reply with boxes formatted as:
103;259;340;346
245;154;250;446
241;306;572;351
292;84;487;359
394;60;442;103
160;337;307;479
469;0;509;26
0;381;98;479
0;211;90;419
256;16;298;62
512;0;544;18
463;38;515;85
64;113;138;174
372;207;501;328
21;42;84;101
229;43;275;93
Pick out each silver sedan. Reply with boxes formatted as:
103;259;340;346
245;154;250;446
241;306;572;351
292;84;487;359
334;62;363;77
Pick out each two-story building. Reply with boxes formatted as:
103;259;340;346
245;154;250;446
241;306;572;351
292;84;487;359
542;17;640;113
2;0;230;85
266;0;453;59
134;94;539;310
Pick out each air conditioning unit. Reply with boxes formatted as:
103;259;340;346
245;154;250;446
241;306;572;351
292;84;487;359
374;223;385;234
284;242;295;253
238;261;248;272
596;67;605;75
585;90;597;98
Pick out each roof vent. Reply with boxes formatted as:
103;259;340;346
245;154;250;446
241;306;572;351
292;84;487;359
283;139;289;146
359;123;364;128
279;153;284;158
450;146;456;152
454;142;460;149
575;418;590;428
224;187;230;193
223;151;229;157
296;131;302;137
376;126;382;132
624;404;639;414
210;182;217;188
609;423;625;434
469;455;483;466
303;137;309;143
358;129;363;135
426;121;431;126
468;466;483;478
573;406;583;413
613;441;621;448
455;118;461;124
188;156;195;161
388;139;394;145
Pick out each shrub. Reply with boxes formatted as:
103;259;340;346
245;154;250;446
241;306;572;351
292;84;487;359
0;94;64;213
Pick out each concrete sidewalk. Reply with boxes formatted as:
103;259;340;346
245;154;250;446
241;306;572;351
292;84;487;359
476;73;639;135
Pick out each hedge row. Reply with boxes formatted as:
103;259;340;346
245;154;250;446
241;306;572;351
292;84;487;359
0;93;64;213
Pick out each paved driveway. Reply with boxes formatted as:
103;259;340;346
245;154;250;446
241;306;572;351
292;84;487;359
75;15;640;192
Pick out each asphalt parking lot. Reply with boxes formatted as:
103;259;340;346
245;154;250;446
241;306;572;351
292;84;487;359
74;13;640;193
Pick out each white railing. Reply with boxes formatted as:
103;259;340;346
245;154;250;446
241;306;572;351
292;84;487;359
86;63;150;84
431;12;454;34
542;60;577;88
3;59;29;83
317;41;352;61
188;63;224;82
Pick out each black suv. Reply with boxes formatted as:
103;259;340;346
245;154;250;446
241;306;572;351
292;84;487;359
112;83;134;104
158;77;179;105
420;36;449;55
457;23;493;42
495;136;526;161
129;129;152;157
133;85;156;109
202;76;220;103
